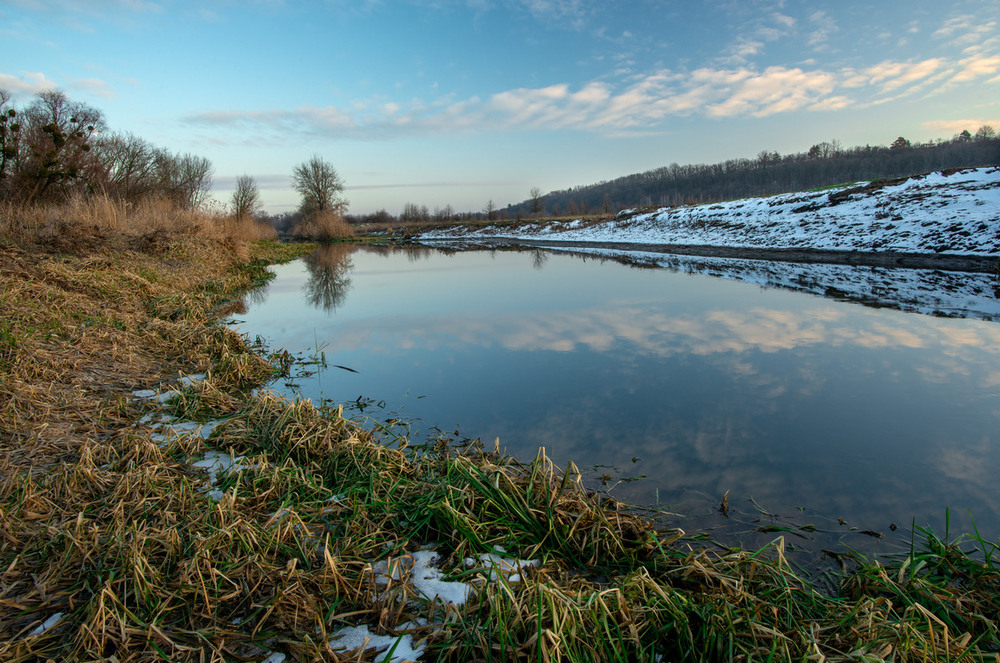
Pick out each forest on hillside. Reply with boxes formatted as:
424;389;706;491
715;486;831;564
505;130;1000;219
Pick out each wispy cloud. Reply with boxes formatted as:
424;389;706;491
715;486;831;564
4;0;163;15
934;14;998;48
704;66;835;117
0;71;58;97
953;54;1000;82
921;118;1000;134
70;77;116;99
184;47;1000;142
842;58;948;95
807;10;837;48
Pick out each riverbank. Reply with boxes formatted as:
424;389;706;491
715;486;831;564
418;167;1000;265
1;221;999;659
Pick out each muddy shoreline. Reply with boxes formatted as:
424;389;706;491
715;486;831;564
427;236;999;273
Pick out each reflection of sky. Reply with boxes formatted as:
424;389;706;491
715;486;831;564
238;246;1000;539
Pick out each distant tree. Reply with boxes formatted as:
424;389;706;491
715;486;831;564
807;141;840;159
230;174;262;220
400;202;431;223
529;186;543;216
155;151;213;210
484;199;497;220
975;125;996;141
890;136;911;150
433;204;454;222
292;155;347;217
954;129;972;143
95;132;158;201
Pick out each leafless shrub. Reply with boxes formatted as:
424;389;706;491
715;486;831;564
292;210;353;240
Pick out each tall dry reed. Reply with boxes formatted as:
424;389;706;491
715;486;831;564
0;196;277;251
292;210;354;240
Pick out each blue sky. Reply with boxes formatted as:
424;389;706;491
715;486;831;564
2;0;999;215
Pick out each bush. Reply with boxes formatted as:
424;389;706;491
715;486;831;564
292;210;354;240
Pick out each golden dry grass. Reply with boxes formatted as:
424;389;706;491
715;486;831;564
0;195;277;256
293;210;354;240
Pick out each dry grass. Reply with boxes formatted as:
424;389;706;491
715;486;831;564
293;211;355;240
0;206;998;661
0;195;277;256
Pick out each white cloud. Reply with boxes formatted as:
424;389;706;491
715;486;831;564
706;66;835;117
70;77;116;99
808;95;851;111
934;15;997;48
0;71;58;97
807;9;837;47
921;118;1000;134
721;38;764;64
184;46;1000;141
952;54;1000;82
870;58;943;91
772;12;795;29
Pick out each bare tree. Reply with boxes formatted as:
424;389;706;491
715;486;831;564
292;155;347;217
434;204;454;222
529;186;543;216
16;89;106;203
484;199;497;220
230;174;262;220
975;125;996;141
95;132;158;201
152;150;213;210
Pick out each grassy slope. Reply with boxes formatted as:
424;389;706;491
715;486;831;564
0;213;998;661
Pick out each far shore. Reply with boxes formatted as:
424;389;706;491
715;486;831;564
422;236;1000;273
420;236;1000;273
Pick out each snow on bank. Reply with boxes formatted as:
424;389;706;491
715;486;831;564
420;168;1000;255
329;546;539;661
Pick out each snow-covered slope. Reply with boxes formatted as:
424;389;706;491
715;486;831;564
420;168;1000;255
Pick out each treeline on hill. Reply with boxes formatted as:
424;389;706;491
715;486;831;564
507;129;1000;219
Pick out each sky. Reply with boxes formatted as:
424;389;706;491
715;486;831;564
1;0;999;215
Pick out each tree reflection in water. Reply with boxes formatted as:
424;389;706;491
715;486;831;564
303;244;354;312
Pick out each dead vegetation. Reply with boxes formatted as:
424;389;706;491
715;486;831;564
1;203;998;661
293;210;355;241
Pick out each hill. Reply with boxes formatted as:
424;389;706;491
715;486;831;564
505;133;1000;218
423;167;1000;259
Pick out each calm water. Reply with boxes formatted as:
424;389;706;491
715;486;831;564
235;243;1000;548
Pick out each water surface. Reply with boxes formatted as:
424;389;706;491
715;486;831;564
235;244;1000;549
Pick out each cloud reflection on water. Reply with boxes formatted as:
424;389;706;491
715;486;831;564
245;246;1000;539
318;300;1000;385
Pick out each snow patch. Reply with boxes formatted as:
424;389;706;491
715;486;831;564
328;624;422;663
29;613;63;636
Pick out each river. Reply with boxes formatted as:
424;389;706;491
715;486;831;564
234;243;1000;554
